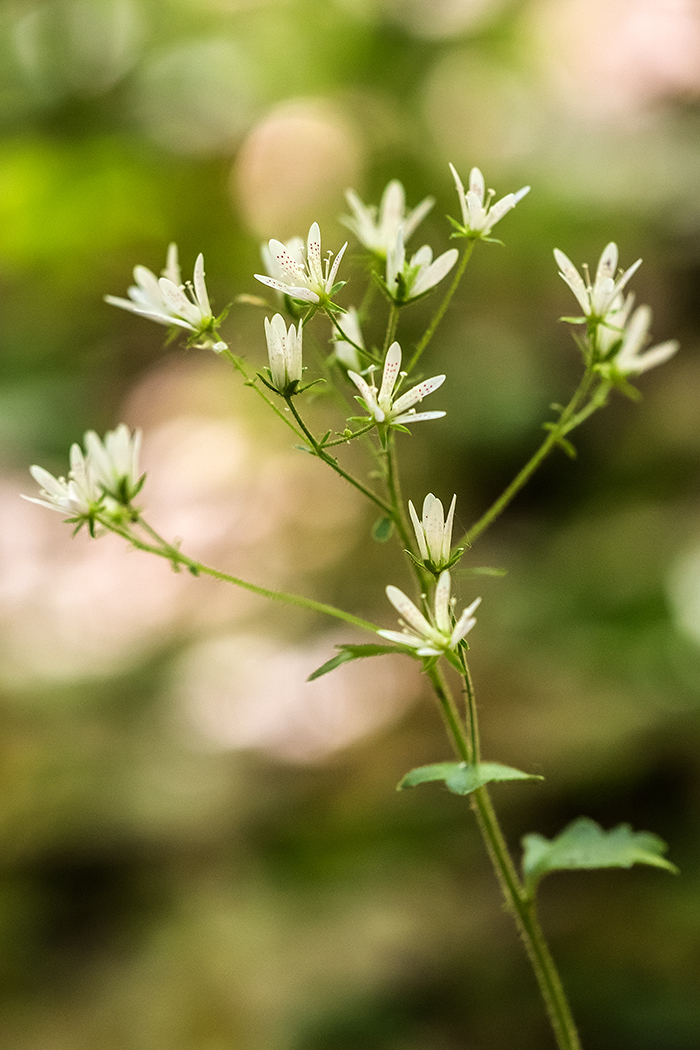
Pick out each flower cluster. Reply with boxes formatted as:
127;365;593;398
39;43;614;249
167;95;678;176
348;342;445;428
24;425;143;531
378;570;480;658
105;244;227;351
554;243;679;377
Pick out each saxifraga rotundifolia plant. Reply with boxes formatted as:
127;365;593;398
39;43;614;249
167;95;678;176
25;164;680;1050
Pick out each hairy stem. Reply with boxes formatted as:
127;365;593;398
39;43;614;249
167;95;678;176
407;241;475;373
427;662;582;1050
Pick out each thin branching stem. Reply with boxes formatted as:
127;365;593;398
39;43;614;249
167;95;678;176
222;350;305;440
104;516;381;634
460;368;597;548
284;396;393;515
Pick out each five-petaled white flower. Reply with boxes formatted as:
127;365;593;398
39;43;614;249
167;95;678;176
332;306;364;372
23;444;103;518
348;341;445;427
409;492;457;570
342;179;434;258
84;424;144;503
385;228;458;304
554;243;642;323
105;244;227;350
264;314;303;393
255;222;347;306
378;570;481;657
449;164;529;240
602;304;679;377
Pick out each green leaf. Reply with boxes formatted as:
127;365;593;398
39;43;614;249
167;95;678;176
307;643;404;681
397;761;543;796
453;565;508;578
521;817;679;897
372;516;395;542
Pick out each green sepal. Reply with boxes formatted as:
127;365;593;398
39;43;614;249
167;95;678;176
308;643;407;682
521;817;679;898
372;516;395;542
453;565;507;578
398;761;543;796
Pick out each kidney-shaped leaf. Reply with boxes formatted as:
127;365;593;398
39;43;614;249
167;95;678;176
398;761;542;796
522;817;678;897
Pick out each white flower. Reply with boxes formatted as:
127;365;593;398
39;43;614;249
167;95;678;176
554;243;642;323
385;228;458;304
347;341;446;427
254;222;347;306
84;424;143;503
264;314;303;393
342;179;434;258
409;492;457;569
260;236;305;301
597;292;636;358
332;306;364;372
378;570;481;657
105;244;227;349
449;164;529;239
609;304;679;376
23;444;102;517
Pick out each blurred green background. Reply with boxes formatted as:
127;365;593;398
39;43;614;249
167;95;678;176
2;1;700;1048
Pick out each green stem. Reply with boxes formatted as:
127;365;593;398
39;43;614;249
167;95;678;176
427;662;582;1050
222;350;305;440
104;516;381;635
407;241;475;373
284;396;393;515
461;369;596;548
383;432;415;556
328;312;367;359
383;303;400;356
322;422;377;448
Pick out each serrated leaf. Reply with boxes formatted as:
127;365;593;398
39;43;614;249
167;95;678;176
307;643;404;681
397;761;543;796
521;817;678;897
372;516;395;542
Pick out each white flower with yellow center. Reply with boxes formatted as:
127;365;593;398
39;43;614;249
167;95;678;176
342;179;434;258
255;222;347;306
554;242;642;323
378;570;481;657
449;164;529;240
347;342;445;427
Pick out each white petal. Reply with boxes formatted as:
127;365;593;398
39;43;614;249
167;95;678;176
434;570;452;633
377;629;429;650
410;249;458;298
449;162;468;226
163;243;181;285
403;195;434;241
469;167;485;203
379;342;402;403
449;596;481;647
385;585;433;637
327;241;347;289
408;499;429;560
595;242;618;287
159;278;201;324
193;253;211;316
442;494;457;563
553;249;589;314
269;240;307;283
254;275;319;303
392;410;446;424
424;496;445;563
392;374;445;415
632;339;679;374
306;222;323;285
